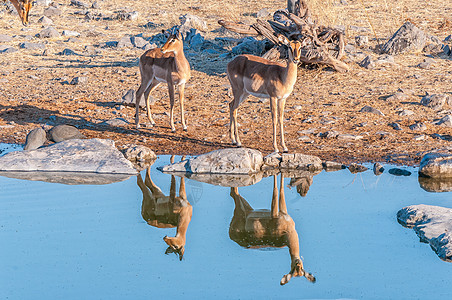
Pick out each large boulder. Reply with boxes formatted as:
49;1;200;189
419;153;452;178
397;205;452;262
0;139;137;174
24;127;47;150
382;22;428;54
280;153;323;170
49;125;85;142
159;148;263;174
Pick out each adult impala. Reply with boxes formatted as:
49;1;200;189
229;174;315;285
4;0;32;25
135;29;191;132
137;156;193;260
227;35;303;153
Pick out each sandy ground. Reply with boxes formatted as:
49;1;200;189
0;0;451;165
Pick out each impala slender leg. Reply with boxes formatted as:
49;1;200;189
167;81;176;132
271;175;279;218
144;167;165;198
270;97;279;153
179;177;187;200
143;81;160;127
278;98;288;153
233;108;242;147
279;174;287;214
178;83;187;131
229;100;237;145
135;83;146;129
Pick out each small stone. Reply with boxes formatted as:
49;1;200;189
58;48;78;55
414;135;427;141
256;8;270;18
19;42;46;50
388;168;412;176
132;36;148;48
398;109;414;116
62;30;80;37
360;105;385;116
409;122;427;131
390;122;402;130
0;34;13;42
420;94;449;111
360;55;374;69
348;163;368;173
70;76;88;85
355;35;368;47
38;16;53;25
386;92;408;101
298;136;313;143
102;118;129;127
117;35;133;48
70;0;90;8
323;161;346;171
373;163;384;175
337;134;363;141
44;6;62;17
435;115;452;127
122;145;156;162
36;27;60;39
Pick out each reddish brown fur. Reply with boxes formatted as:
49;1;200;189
5;0;32;25
227;37;303;153
135;32;191;132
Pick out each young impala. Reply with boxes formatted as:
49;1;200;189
229;174;315;285
4;0;32;25
227;35;303;153
135;30;191;132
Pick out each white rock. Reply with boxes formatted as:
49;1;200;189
280;153;322;170
159;148;263;174
0;139;137;174
397;204;452;262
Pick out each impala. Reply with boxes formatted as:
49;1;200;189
229;174;315;285
227;35;303;153
4;0;32;25
135;30;191;132
137;156;193;260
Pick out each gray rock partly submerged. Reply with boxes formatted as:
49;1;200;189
419;153;452;178
0;138;137;174
159;148;263;174
397;205;452;262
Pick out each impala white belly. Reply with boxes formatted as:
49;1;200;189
243;77;269;99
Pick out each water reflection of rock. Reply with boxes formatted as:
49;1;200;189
0;171;131;185
229;174;316;285
419;177;452;193
137;156;193;260
166;171;263;187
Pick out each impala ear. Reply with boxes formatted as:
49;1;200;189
278;34;290;45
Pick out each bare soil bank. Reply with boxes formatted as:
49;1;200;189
0;0;451;165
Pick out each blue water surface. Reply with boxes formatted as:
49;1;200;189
0;153;451;300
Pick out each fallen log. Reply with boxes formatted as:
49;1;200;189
219;0;348;72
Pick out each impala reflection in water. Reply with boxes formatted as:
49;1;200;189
229;174;316;285
137;156;192;260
